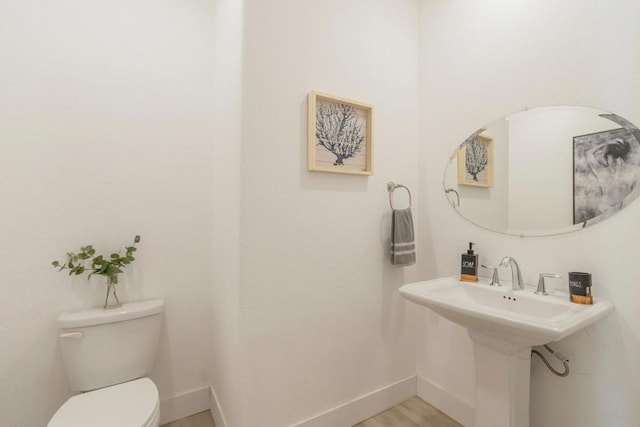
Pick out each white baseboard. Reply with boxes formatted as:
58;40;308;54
158;376;471;427
291;375;416;427
416;376;475;427
159;386;211;425
209;385;228;427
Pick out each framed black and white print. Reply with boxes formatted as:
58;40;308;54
307;92;374;175
573;127;640;224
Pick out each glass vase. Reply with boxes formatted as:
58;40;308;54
103;274;122;310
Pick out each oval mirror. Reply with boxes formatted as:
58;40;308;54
444;106;640;236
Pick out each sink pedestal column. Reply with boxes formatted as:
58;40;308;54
468;331;532;427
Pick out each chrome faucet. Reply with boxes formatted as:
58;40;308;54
481;264;502;287
535;273;562;296
499;256;524;290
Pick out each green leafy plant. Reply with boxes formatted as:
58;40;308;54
52;235;141;308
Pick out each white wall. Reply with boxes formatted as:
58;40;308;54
239;1;421;426
210;0;243;426
418;0;640;426
0;1;216;426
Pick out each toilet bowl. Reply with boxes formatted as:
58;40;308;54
48;300;164;427
48;378;160;427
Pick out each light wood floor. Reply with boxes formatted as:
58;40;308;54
161;397;461;427
161;411;215;427
354;397;462;427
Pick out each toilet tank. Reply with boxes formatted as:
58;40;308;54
57;299;164;392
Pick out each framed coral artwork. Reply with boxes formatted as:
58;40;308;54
307;91;374;175
457;134;493;187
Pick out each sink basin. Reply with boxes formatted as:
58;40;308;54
401;276;615;426
399;276;614;347
401;276;614;426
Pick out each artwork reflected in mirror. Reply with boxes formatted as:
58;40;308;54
573;126;640;224
457;133;493;188
443;106;640;237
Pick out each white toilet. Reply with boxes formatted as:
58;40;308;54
48;299;164;427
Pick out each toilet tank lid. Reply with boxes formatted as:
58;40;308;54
58;299;164;329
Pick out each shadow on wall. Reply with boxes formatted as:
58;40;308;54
530;314;640;427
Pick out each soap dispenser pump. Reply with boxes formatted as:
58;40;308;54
461;242;479;282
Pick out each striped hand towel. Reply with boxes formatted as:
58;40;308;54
391;207;416;266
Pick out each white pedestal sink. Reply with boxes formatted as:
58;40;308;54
399;277;614;427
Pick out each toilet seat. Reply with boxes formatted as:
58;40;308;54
48;378;159;427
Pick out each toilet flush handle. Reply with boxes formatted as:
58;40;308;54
59;332;83;340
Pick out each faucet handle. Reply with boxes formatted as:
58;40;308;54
481;264;502;287
535;273;562;295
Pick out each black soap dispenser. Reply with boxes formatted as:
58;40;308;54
461;242;479;282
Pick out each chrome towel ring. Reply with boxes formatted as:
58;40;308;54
387;182;412;209
444;188;460;207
